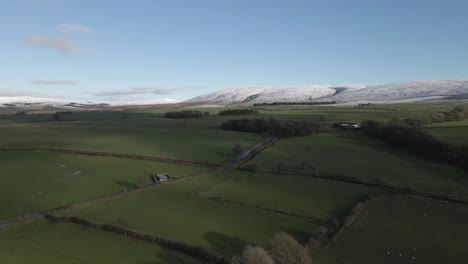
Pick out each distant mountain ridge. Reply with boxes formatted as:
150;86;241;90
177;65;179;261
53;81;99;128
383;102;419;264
185;80;468;106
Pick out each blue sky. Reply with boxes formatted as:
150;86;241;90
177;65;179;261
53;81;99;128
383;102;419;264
1;0;468;103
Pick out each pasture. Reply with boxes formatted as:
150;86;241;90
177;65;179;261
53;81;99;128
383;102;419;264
61;171;322;255
315;196;468;264
0;119;262;164
248;132;468;199
198;172;382;221
0;151;205;221
425;120;468;145
1;100;467;263
0;220;201;264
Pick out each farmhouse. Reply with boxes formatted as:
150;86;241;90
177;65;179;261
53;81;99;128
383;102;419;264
151;173;171;183
332;122;360;129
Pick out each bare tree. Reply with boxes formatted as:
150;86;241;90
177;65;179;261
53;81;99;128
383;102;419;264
232;144;243;155
269;232;311;264
232;245;275;264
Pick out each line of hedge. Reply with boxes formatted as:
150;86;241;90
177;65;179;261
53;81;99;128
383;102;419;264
219;109;258;115
361;120;468;170
165;110;209;119
44;214;229;264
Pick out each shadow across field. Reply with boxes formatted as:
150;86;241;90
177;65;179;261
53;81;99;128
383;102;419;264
136;251;201;264
204;231;248;256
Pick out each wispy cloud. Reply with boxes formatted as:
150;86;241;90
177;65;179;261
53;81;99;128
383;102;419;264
95;86;203;97
57;24;92;35
31;80;77;85
25;35;81;54
0;89;64;98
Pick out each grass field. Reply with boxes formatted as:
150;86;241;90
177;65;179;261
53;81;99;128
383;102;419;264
425;120;468;145
315;196;468;264
0;151;205;221
198;172;382;221
0;121;262;163
248;132;468;198
1;100;467;263
62;171;322;256
0;220;201;264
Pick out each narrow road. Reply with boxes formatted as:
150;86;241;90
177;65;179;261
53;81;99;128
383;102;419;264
227;137;277;168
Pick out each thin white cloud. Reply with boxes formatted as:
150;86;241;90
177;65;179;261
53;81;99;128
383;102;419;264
25;35;81;54
0;89;65;99
57;24;92;35
95;86;203;96
31;80;77;85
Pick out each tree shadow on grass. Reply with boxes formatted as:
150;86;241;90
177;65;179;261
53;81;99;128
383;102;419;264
204;231;249;256
278;228;314;244
115;180;139;190
136;250;202;264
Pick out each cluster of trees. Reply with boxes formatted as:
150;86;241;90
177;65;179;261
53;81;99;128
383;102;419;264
219;109;258;115
361;119;468;170
221;118;321;138
53;111;74;121
232;232;312;264
164;110;210;119
355;103;374;108
44;214;228;264
386;105;466;128
52;113;61;121
254;101;336;106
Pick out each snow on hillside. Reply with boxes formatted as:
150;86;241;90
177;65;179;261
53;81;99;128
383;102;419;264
0;96;179;110
186;84;367;105
329;80;468;102
186;80;468;106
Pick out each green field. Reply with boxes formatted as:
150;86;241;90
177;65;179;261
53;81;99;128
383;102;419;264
0;110;264;164
62;171;322;255
315;196;468;264
0;220;201;264
425;120;468;145
249;133;468;198
1;100;468;263
198;172;382;221
0;151;205;220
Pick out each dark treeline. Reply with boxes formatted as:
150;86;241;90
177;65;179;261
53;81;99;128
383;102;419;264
254;101;336;106
164;110;209;119
361;120;468;170
221;118;321;138
44;214;229;264
219;109;258;115
56;111;73;115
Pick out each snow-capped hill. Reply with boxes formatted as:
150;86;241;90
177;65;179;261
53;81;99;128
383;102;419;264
328;80;468;102
0;96;180;112
185;80;468;106
186;84;367;105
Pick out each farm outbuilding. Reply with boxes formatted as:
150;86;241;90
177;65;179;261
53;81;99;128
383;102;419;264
151;173;171;183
